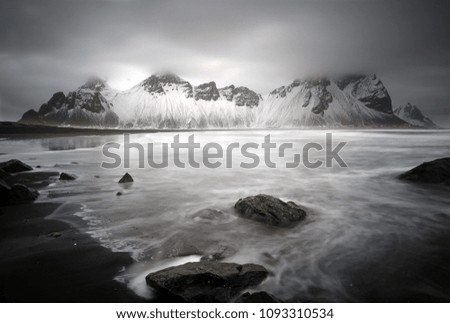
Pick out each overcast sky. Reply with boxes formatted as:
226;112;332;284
0;0;449;126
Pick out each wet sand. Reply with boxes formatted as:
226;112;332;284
0;202;144;302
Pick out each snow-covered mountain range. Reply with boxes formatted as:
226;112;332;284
19;73;437;129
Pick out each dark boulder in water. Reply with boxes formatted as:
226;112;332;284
0;169;10;180
0;159;33;173
0;180;11;205
59;172;76;181
1;184;39;205
145;262;269;302
234;194;307;227
9;171;59;189
235;291;281;303
399;158;450;185
118;172;133;183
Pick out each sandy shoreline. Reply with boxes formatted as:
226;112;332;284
0;202;144;302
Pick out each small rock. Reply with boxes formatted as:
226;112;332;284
47;232;62;238
94;175;101;178
116;192;123;196
36;165;41;168
399;157;450;185
0;159;33;173
146;262;269;302
235;291;281;303
118;172;134;183
235;194;307;227
59;172;76;181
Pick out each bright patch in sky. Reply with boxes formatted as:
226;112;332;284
107;64;149;91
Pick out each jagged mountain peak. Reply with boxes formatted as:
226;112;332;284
217;85;260;108
269;77;331;99
194;81;219;101
148;72;186;84
18;77;119;127
334;73;378;89
140;72;193;97
80;76;108;92
394;103;437;128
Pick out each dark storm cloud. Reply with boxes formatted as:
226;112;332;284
0;0;449;125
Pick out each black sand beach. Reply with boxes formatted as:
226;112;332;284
0;202;144;302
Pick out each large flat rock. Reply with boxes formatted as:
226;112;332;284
146;262;268;302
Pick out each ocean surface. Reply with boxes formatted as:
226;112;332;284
2;129;450;301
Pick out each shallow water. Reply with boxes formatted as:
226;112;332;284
2;129;450;301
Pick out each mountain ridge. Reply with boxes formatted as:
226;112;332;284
19;72;434;129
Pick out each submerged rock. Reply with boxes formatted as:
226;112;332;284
188;208;229;223
160;234;202;258
0;159;33;173
200;245;237;262
146;262;269;302
146;232;236;261
399;158;450;185
234;194;307;227
59;172;76;181
47;232;62;238
235;291;281;303
118;172;133;183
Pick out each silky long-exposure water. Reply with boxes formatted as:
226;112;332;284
2;129;450;301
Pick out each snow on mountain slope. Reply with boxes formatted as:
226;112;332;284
106;73;259;128
394;103;438;128
19;72;421;129
20;77;119;127
255;78;406;128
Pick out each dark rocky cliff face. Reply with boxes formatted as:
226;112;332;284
304;79;333;116
194;82;220;101
219;85;260;108
218;85;235;101
336;74;393;114
269;78;333;116
141;73;193;98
